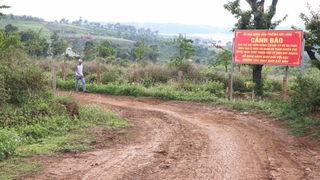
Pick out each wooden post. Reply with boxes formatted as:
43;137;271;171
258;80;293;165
228;74;231;100
135;72;141;83
282;76;287;96
178;71;183;91
97;65;101;84
52;67;56;93
62;65;66;81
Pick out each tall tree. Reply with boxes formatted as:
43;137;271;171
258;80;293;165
146;44;160;63
164;34;196;70
224;0;286;95
20;29;49;57
170;33;196;60
96;40;115;58
0;29;22;62
299;3;320;69
50;32;68;58
19;29;37;42
212;48;232;72
118;47;131;60
132;38;148;62
83;41;95;60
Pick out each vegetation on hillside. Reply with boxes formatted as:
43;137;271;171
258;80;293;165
0;14;221;66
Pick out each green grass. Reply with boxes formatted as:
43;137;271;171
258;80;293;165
57;79;226;103
16;133;92;157
0;96;132;179
2;19;53;40
0;158;42;180
77;103;133;128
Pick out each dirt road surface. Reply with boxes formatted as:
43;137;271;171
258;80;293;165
28;91;320;180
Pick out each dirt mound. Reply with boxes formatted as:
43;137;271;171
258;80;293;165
28;91;320;180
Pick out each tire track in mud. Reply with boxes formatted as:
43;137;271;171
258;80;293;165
30;91;320;180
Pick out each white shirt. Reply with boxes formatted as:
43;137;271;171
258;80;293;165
76;64;83;76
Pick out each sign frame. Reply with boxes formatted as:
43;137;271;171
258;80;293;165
233;30;304;66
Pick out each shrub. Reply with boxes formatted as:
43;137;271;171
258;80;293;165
23;124;49;141
101;66;120;84
57;79;75;91
264;79;282;92
201;70;229;88
38;60;52;72
140;73;153;88
2;61;51;105
233;73;249;92
54;94;80;118
183;80;225;97
86;73;97;84
288;75;320;115
57;68;75;81
0;71;9;106
0;128;20;160
129;62;173;84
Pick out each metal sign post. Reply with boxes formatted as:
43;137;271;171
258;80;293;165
300;39;305;77
230;38;235;102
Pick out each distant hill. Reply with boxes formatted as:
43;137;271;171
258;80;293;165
101;22;234;34
0;18;136;45
100;22;304;34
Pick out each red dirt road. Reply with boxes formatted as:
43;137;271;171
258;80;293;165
29;91;320;180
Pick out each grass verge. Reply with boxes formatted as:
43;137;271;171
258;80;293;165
0;94;133;180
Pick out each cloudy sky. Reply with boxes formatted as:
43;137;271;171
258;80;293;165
1;0;319;28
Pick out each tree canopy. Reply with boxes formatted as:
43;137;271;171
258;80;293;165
132;37;148;62
0;5;10;19
299;3;320;69
212;48;232;73
50;32;68;58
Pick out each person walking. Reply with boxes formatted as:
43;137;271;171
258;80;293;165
75;59;87;92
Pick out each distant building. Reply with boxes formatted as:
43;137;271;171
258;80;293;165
64;36;76;41
47;21;57;26
65;47;79;57
82;34;92;40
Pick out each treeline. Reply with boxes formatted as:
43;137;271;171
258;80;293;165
58;17;159;36
4;14;44;22
113;22;234;34
50;17;163;45
1;24;69;58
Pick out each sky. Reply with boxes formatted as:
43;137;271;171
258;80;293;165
1;0;320;28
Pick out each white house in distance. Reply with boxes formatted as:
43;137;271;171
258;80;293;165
65;47;79;57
